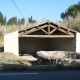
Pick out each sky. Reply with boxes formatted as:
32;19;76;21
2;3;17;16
0;0;80;22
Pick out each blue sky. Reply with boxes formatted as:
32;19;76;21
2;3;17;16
0;0;80;22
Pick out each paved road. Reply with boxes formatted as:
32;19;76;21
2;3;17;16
0;71;80;80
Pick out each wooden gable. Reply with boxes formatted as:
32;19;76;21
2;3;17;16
19;21;75;38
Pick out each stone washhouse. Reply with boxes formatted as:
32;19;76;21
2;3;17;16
4;21;80;56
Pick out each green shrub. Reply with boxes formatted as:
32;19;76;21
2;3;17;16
61;12;80;32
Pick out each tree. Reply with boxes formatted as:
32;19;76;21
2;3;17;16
14;17;17;25
0;12;3;24
21;18;25;25
7;17;17;25
61;2;80;20
0;12;6;25
18;19;21;25
3;16;6;25
61;12;80;32
28;15;37;23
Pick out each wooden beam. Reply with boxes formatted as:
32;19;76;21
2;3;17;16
67;29;69;33
58;28;70;35
48;25;50;35
50;25;57;29
36;25;39;29
19;29;25;33
66;29;73;35
58;28;73;35
58;25;61;29
68;31;73;35
50;29;56;34
21;25;47;35
48;21;50;35
41;29;48;34
19;30;26;35
50;24;74;35
60;27;73;35
19;35;74;38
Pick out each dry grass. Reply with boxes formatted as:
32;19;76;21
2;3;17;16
0;37;4;47
0;52;31;66
0;20;48;47
0;20;48;34
60;12;80;32
0;23;38;34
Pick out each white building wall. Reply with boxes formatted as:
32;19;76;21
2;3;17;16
4;31;19;56
76;32;80;52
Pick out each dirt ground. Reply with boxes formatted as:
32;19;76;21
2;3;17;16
0;52;31;66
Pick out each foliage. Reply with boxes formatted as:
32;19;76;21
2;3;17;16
17;19;21;25
60;1;80;32
61;1;80;20
7;17;25;25
0;12;6;25
21;18;25;25
0;11;37;26
4;16;6;25
28;15;37;23
7;17;17;25
61;12;80;32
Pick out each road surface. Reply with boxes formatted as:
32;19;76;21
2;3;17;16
0;71;80;80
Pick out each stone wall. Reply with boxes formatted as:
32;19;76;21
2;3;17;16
19;37;75;54
4;31;19;56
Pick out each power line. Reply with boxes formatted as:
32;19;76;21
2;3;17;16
12;0;26;20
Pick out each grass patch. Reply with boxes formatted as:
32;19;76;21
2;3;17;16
1;64;80;72
0;36;4;47
0;64;29;72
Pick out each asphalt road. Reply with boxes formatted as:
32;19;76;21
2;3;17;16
0;71;80;80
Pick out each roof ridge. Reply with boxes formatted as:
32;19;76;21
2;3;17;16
19;21;77;33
